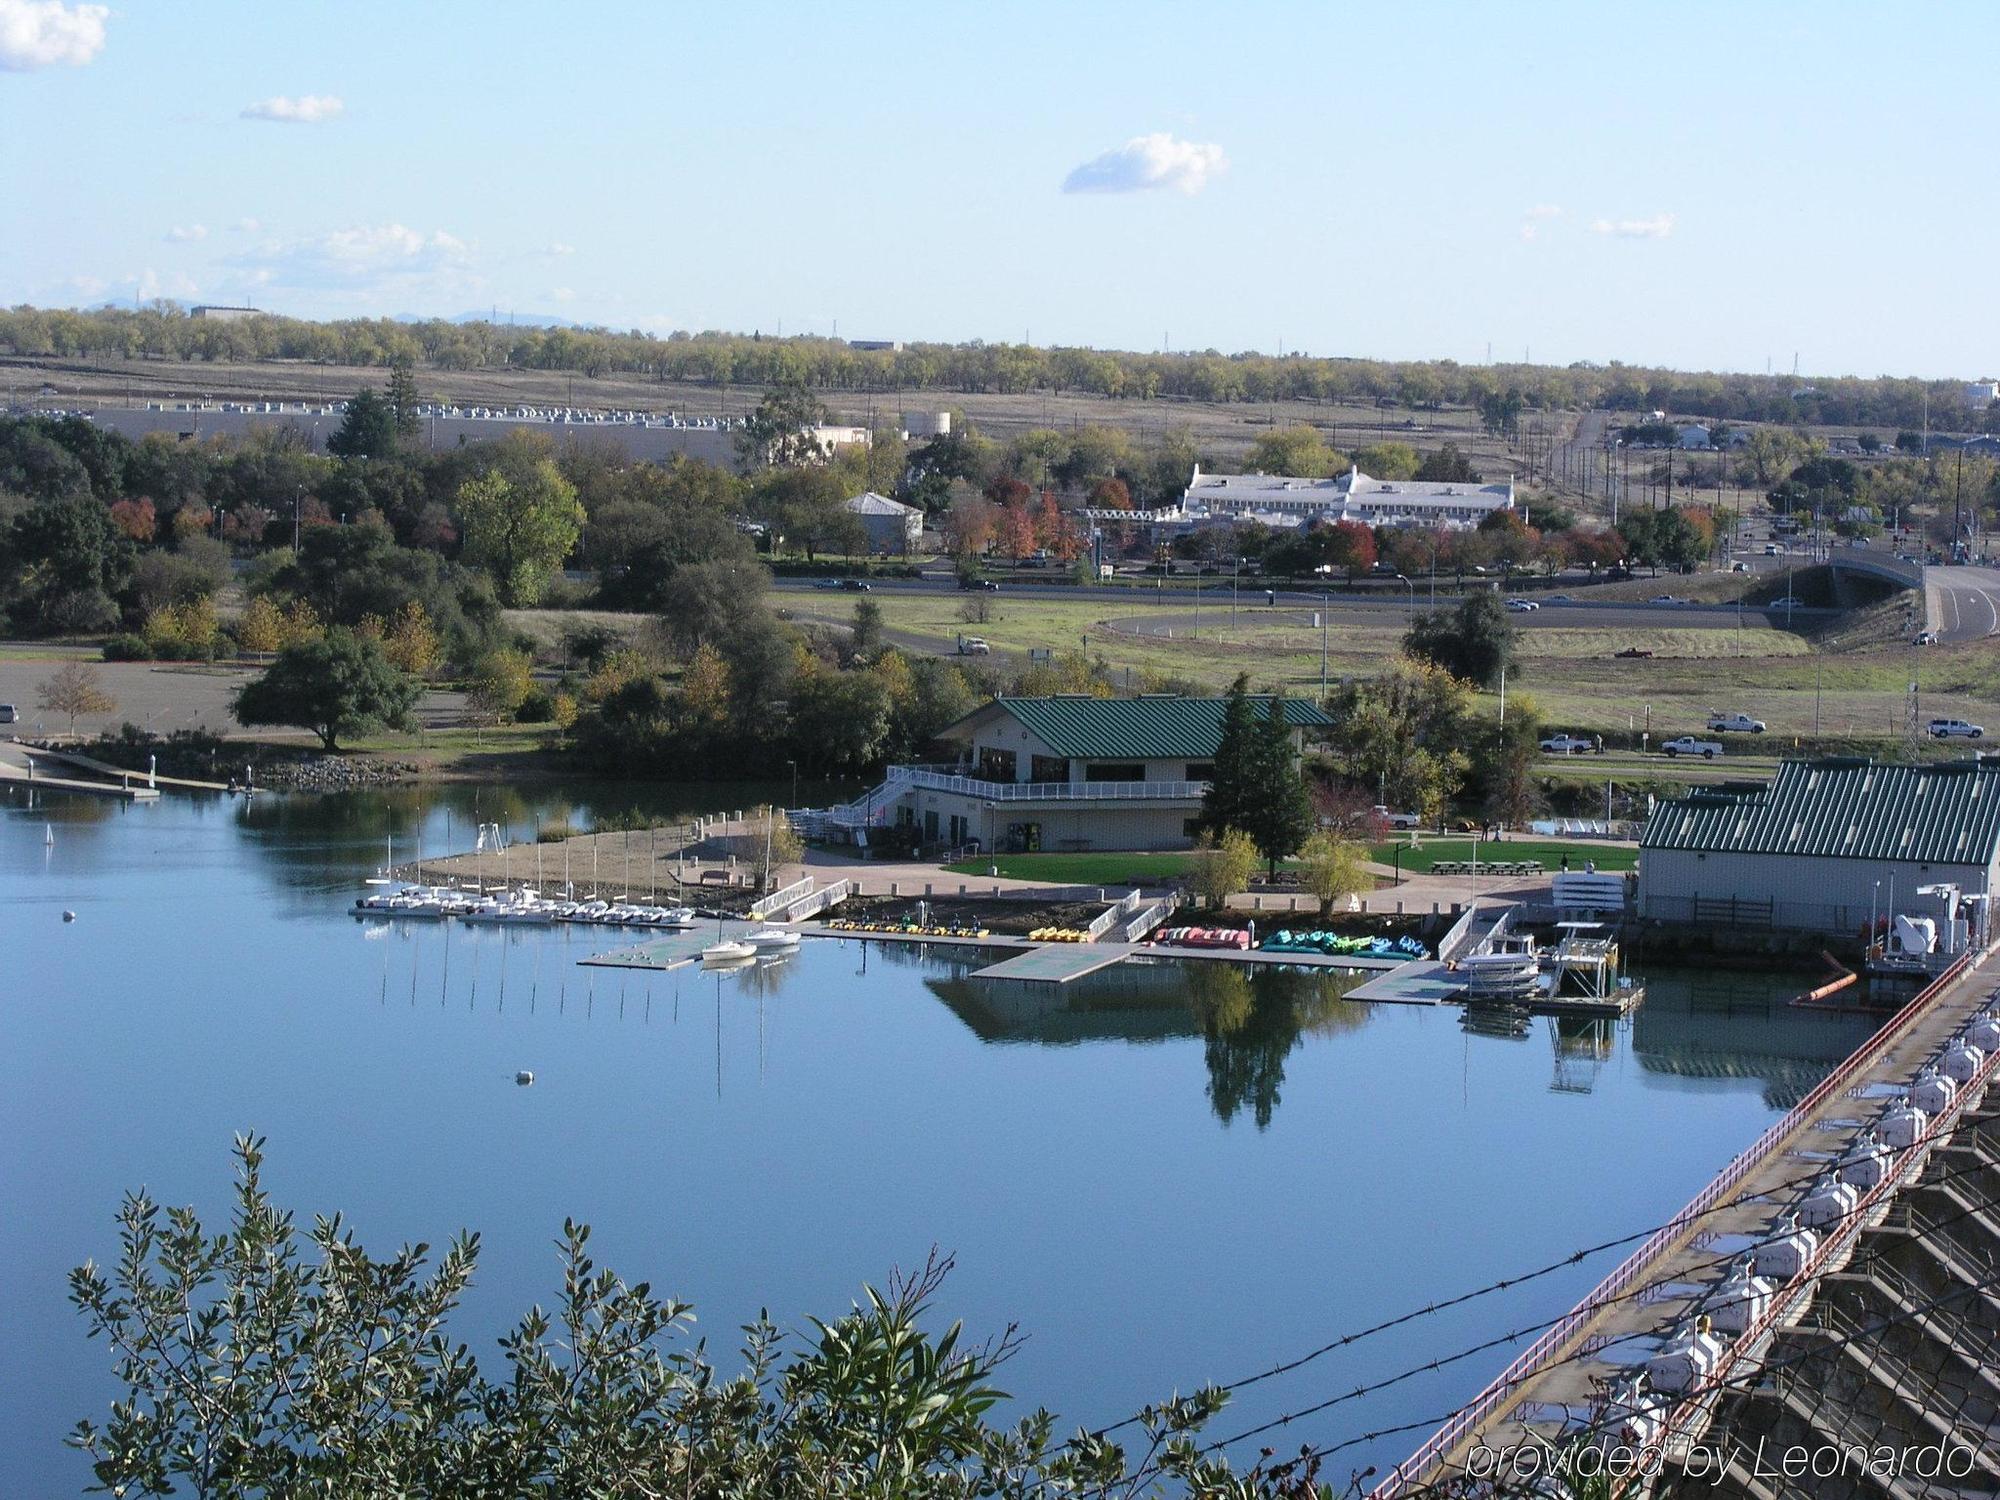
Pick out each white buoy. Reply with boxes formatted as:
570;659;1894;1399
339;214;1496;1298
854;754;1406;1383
515;1070;534;1086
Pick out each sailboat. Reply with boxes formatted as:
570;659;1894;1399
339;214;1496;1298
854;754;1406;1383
701;912;755;964
363;830;394;885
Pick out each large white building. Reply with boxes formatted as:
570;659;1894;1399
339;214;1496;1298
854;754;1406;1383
1080;464;1515;533
844;491;923;553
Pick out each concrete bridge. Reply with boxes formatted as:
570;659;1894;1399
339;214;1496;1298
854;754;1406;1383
1373;951;2000;1497
1828;551;2000;644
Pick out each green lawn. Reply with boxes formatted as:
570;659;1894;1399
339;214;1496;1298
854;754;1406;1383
942;851;1194;885
1368;838;1638;874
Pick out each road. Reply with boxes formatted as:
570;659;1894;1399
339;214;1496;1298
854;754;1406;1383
1925;564;2000;643
772;578;1829;633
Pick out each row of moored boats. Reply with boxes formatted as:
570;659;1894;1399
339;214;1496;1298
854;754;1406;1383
354;885;702;928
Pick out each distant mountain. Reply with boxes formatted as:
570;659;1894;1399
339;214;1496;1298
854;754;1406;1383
389;310;595;331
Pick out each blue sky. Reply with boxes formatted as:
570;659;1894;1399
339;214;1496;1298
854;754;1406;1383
3;0;1996;378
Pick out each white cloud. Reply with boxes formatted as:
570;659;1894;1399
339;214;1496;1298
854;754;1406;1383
231;223;472;295
165;223;208;243
551;286;576;303
131;268;200;302
545;241;576;257
1061;132;1227;196
68;273;107;299
241;94;345;124
230;216;262;233
1591;213;1676;240
0;0;108;70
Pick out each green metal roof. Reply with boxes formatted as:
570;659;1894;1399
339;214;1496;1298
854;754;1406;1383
1642;758;2000;866
950;695;1334;761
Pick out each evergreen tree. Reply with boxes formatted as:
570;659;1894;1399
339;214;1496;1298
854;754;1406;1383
1244;694;1315;876
326;389;398;460
385;357;422;441
1198;673;1260;839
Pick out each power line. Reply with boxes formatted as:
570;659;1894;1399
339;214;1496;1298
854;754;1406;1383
1192;1143;2000;1464
1092;1080;1995;1442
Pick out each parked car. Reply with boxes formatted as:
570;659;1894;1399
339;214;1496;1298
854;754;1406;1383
957;576;1000;591
1763;543;1783;555
1539;733;1595;755
1649;594;1688;605
1544;593;1574;604
1662;736;1724;759
1914;629;1939;645
1768;596;1803;609
0;703;16;724
1706;712;1767;734
1506;598;1540;612
813;578;843;589
1372;805;1421;830
957;636;991;655
1928;718;1985;739
1614;646;1654;659
839;578;872;592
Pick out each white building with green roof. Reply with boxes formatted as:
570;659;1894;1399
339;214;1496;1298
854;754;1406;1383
818;694;1333;854
1639;757;2000;935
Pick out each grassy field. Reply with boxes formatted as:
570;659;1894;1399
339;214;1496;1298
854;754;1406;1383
784;589;2000;745
943;851;1197;884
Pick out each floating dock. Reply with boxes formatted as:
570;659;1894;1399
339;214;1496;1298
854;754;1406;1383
970;945;1132;984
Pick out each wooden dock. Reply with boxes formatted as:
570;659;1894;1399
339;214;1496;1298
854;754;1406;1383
0;761;159;800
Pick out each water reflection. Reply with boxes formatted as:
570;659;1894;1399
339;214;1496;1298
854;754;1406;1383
1628;969;1879;1109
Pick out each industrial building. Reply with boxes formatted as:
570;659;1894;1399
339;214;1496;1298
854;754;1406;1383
1078;464;1515;533
843;491;923;554
1637;758;2000;936
808;693;1333;853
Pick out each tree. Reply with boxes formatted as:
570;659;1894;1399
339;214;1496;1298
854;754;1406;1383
465;648;534;725
1242;695;1316;876
232;629;418;751
735;382;829;470
1086;476;1131;510
236;595;285;654
943;491;998;558
66;1138;1307;1500
1403;591;1516;688
1327;657;1476;826
746;804;804;890
38;661;116;736
1190;828;1258;910
1297;830;1370;918
325;388;398;460
849;598;883;659
381;600;441;676
385;357;421;440
1244;425;1341;478
1477;388;1525;438
1199;674;1263;841
1414;443;1479;483
454;463;584;606
1353;441;1419;480
1479;692;1543;830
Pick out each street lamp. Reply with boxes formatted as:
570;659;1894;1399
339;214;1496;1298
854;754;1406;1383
1394;573;1415;622
786;758;798;810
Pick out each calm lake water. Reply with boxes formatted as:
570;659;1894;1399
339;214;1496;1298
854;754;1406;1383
1;783;1880;1493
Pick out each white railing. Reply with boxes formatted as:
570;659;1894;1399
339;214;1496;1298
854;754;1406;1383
885;767;1208;802
1085;889;1145;941
1120;899;1173;943
749;876;815;920
784;879;851;921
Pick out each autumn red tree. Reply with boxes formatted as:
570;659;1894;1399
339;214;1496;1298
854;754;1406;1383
109;497;156;542
1087;477;1132;511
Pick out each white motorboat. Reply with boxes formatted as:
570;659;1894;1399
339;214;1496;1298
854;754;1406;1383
1459;946;1543;1001
702;939;756;964
746;927;801;952
656;907;699;927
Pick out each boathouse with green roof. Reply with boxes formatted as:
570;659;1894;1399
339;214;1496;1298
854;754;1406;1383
1638;757;2000;935
820;693;1333;854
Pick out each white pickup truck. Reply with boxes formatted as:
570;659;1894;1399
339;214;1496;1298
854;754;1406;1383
1706;712;1766;734
1662;736;1724;759
1373;805;1421;830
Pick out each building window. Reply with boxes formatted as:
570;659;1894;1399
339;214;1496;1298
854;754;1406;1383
977;747;1017;782
1185;762;1215;781
1083;762;1146;782
1030;755;1069;783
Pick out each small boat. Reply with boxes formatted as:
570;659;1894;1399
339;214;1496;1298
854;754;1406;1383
1458;945;1542;1001
702;939;756;964
746;927;801;952
653;907;699;927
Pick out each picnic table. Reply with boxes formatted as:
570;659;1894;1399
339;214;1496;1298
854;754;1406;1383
1430;859;1545;877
